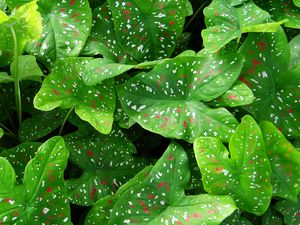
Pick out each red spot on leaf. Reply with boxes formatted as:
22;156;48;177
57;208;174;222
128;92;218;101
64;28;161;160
91;99;96;109
157;182;165;189
249;160;254;165
60;8;65;13
248;59;262;74
143;207;152;214
147;194;156;199
239;76;252;87
138;200;146;207
124;9;131;15
192;212;202;218
90;186;97;199
228;95;237;99
72;12;80;18
70;0;75;5
215;166;223;173
169;10;176;15
100;180;108;185
52;89;60;95
167;154;174;161
175;221;183;225
169;20;175;26
208;209;217;214
46;187;53;193
257;41;268;51
183;121;188;128
87;150;94;157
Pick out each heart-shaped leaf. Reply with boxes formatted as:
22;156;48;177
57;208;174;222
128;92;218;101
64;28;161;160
194;115;272;215
289;34;300;69
0;0;42;67
107;0;193;61
18;108;67;142
81;3;136;64
34;57;116;134
118;53;244;143
209;81;255;107
255;0;300;28
239;28;300;138
108;142;237;225
260;121;300;201
275;196;300;225
0;136;71;224
202;0;283;53
0;142;41;183
26;0;92;66
84;166;152;225
65;125;146;206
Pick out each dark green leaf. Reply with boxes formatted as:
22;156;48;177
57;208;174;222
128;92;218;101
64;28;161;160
118;54;243;143
34;58;116;134
239;28;300;138
26;0;92;66
275;196;300;225
194;115;272;215
108;142;237;225
261;207;283;225
0;142;41;183
260;121;300;201
107;0;193;61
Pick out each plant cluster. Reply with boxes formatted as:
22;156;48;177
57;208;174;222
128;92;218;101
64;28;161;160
0;0;300;224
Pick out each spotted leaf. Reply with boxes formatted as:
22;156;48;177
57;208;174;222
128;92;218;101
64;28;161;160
84;166;152;225
289;34;300;69
26;0;92;67
18;109;67;142
107;142;236;225
34;58;116;134
0;0;42;67
209;81;255;107
81;3;136;64
0;136;71;224
275;196;300;225
261;207;283;225
0;142;41;183
202;0;283;53
194;115;272;215
65;125;146;206
117;54;244;143
255;0;300;28
239;28;300;138
260;121;300;201
107;0;193;62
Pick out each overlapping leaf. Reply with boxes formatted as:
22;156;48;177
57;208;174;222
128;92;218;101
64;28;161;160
65;125;146;206
81;3;136;64
18;108;67;142
0;0;42;67
118;53;244;143
26;0;92;66
239;28;300;138
261;208;283;225
260;121;300;201
108;142;237;225
107;0;193;61
34;58;116;134
0;142;41;183
84;166;152;225
255;0;300;28
194;115;272;215
275;196;300;225
202;0;284;52
0;136;71;224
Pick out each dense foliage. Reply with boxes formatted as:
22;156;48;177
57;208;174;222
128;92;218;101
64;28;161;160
0;0;300;224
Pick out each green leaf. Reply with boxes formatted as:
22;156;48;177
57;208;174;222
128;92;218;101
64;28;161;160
6;0;31;9
294;0;300;7
289;34;300;69
18;109;67;142
0;127;3;138
34;58;116;134
256;0;300;28
0;0;6;11
202;0;282;52
0;0;42;66
26;0;92;66
261;207;283;225
209;81;255;107
194;115;272;215
107;0;193;61
108;142;237;225
260;121;300;201
275;196;300;225
65;125;146;206
0;136;71;224
118;53;243;143
81;3;136;64
84;166;152;225
239;28;300;138
0;72;13;83
0;142;41;183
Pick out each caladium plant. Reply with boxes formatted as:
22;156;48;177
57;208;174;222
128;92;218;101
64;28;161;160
0;0;300;224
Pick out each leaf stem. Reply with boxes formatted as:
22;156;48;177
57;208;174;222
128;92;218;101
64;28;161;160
10;26;22;126
184;0;208;31
59;106;74;136
0;122;17;138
